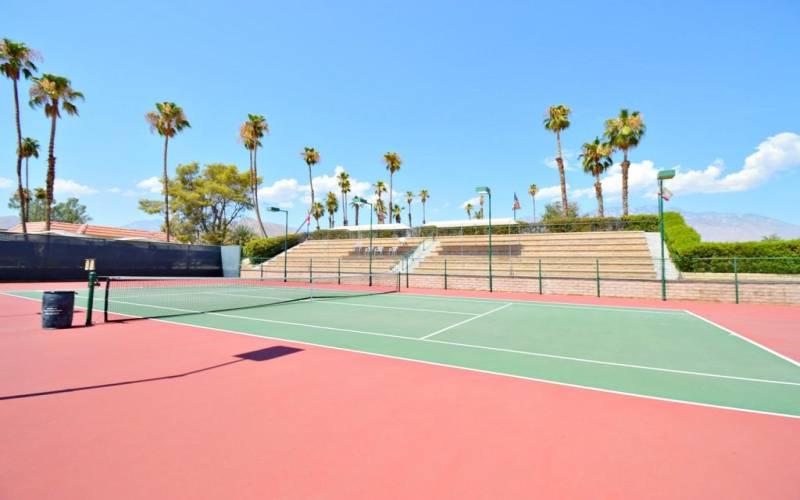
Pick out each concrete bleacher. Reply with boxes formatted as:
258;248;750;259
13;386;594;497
254;237;425;277
413;232;657;279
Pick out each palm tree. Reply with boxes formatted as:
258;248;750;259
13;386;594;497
392;203;402;224
18;137;40;222
528;183;538;223
375;199;387;225
302;147;321;227
1;39;39;233
29;74;84;232
311;201;324;230
337;170;351;226
145;102;190;242
239;114;269;237
405;191;414;226
419;189;429;224
477;194;485;219
374;181;387;223
604;109;646;216
543;104;571;216
325;192;338;228
465;203;473;220
350;199;361;225
382;152;402;217
580;138;613;217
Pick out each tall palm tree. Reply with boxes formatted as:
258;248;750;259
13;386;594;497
465;203;473;220
29;74;84;232
18;137;39;222
580;138;613;217
311;201;324;230
1;39;39;234
239;114;269;237
382;152;402;217
477;194;485;219
543;104;571;216
604;109;646;216
302;147;321;227
350;199;361;225
337;170;351;226
392;203;402;224
405;191;414;227
145;102;190;241
374;181;387;223
528;183;538;223
325;191;338;228
419;189;429;224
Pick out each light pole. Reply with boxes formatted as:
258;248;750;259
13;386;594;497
657;170;675;301
475;186;492;292
269;206;289;282
354;196;373;286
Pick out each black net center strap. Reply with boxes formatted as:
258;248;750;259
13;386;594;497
101;273;400;321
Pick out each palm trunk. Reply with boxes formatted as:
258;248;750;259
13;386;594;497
621;150;630;216
162;135;170;242
556;131;569;217
45;111;58;232
388;174;393;220
12;80;27;233
341;192;348;226
407;202;412;227
422;202;426;224
595;172;604;218
307;165;318;230
252;147;267;237
531;196;536;223
24;157;30;222
354;204;360;225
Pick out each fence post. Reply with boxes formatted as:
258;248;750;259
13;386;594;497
733;257;739;304
538;259;543;294
338;258;341;285
309;258;313;284
405;256;409;288
595;258;601;297
260;263;263;279
444;259;448;290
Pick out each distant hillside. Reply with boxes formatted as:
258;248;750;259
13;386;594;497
681;211;800;242
123;219;163;231
0;215;17;230
123;217;285;237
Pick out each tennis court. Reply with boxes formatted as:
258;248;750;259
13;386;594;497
9;274;799;417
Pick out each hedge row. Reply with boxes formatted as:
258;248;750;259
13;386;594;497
243;234;304;263
663;212;800;274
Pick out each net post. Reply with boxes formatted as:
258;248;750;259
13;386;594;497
85;271;96;326
733;257;739;304
309;258;313;284
538;259;543;294
260;263;263;280
338;258;341;285
405;256;409;288
103;277;111;323
595;258;600;297
444;258;448;290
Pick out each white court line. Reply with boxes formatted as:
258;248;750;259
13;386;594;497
684;310;800;367
419;303;514;340
2;292;798;419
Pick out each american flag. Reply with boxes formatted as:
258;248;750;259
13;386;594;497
512;193;521;210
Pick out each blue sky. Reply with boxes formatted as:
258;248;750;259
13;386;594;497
2;0;799;229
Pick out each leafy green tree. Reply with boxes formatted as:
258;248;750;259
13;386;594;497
9;189;90;223
419;189;429;224
542;201;580;222
405;191;414;226
325;191;338;228
604;109;646;216
29;74;83;232
301;147;320;227
543;104;571;216
138;162;253;244
227;224;257;246
18;137;40;222
579;138;613;217
240;114;269;237
382;152;402;216
761;234;782;241
1;38;39;234
145;102;191;242
337;170;350;226
528;183;538;222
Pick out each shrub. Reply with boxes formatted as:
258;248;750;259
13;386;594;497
243;233;303;263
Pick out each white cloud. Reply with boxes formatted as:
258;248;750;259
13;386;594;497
108;187;121;193
0;177;12;189
258;165;375;210
461;196;482;209
572;161;658;200
536;184;569;201
137;176;162;194
543;148;577;171
54;178;98;196
258;178;301;209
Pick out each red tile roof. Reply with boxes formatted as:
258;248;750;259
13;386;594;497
8;221;168;242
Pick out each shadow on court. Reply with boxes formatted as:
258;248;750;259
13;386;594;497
0;345;303;401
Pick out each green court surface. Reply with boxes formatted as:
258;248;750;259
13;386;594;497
10;284;800;418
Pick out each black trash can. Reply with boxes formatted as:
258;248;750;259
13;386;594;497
42;291;77;329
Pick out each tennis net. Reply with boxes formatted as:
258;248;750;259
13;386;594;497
101;272;401;321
